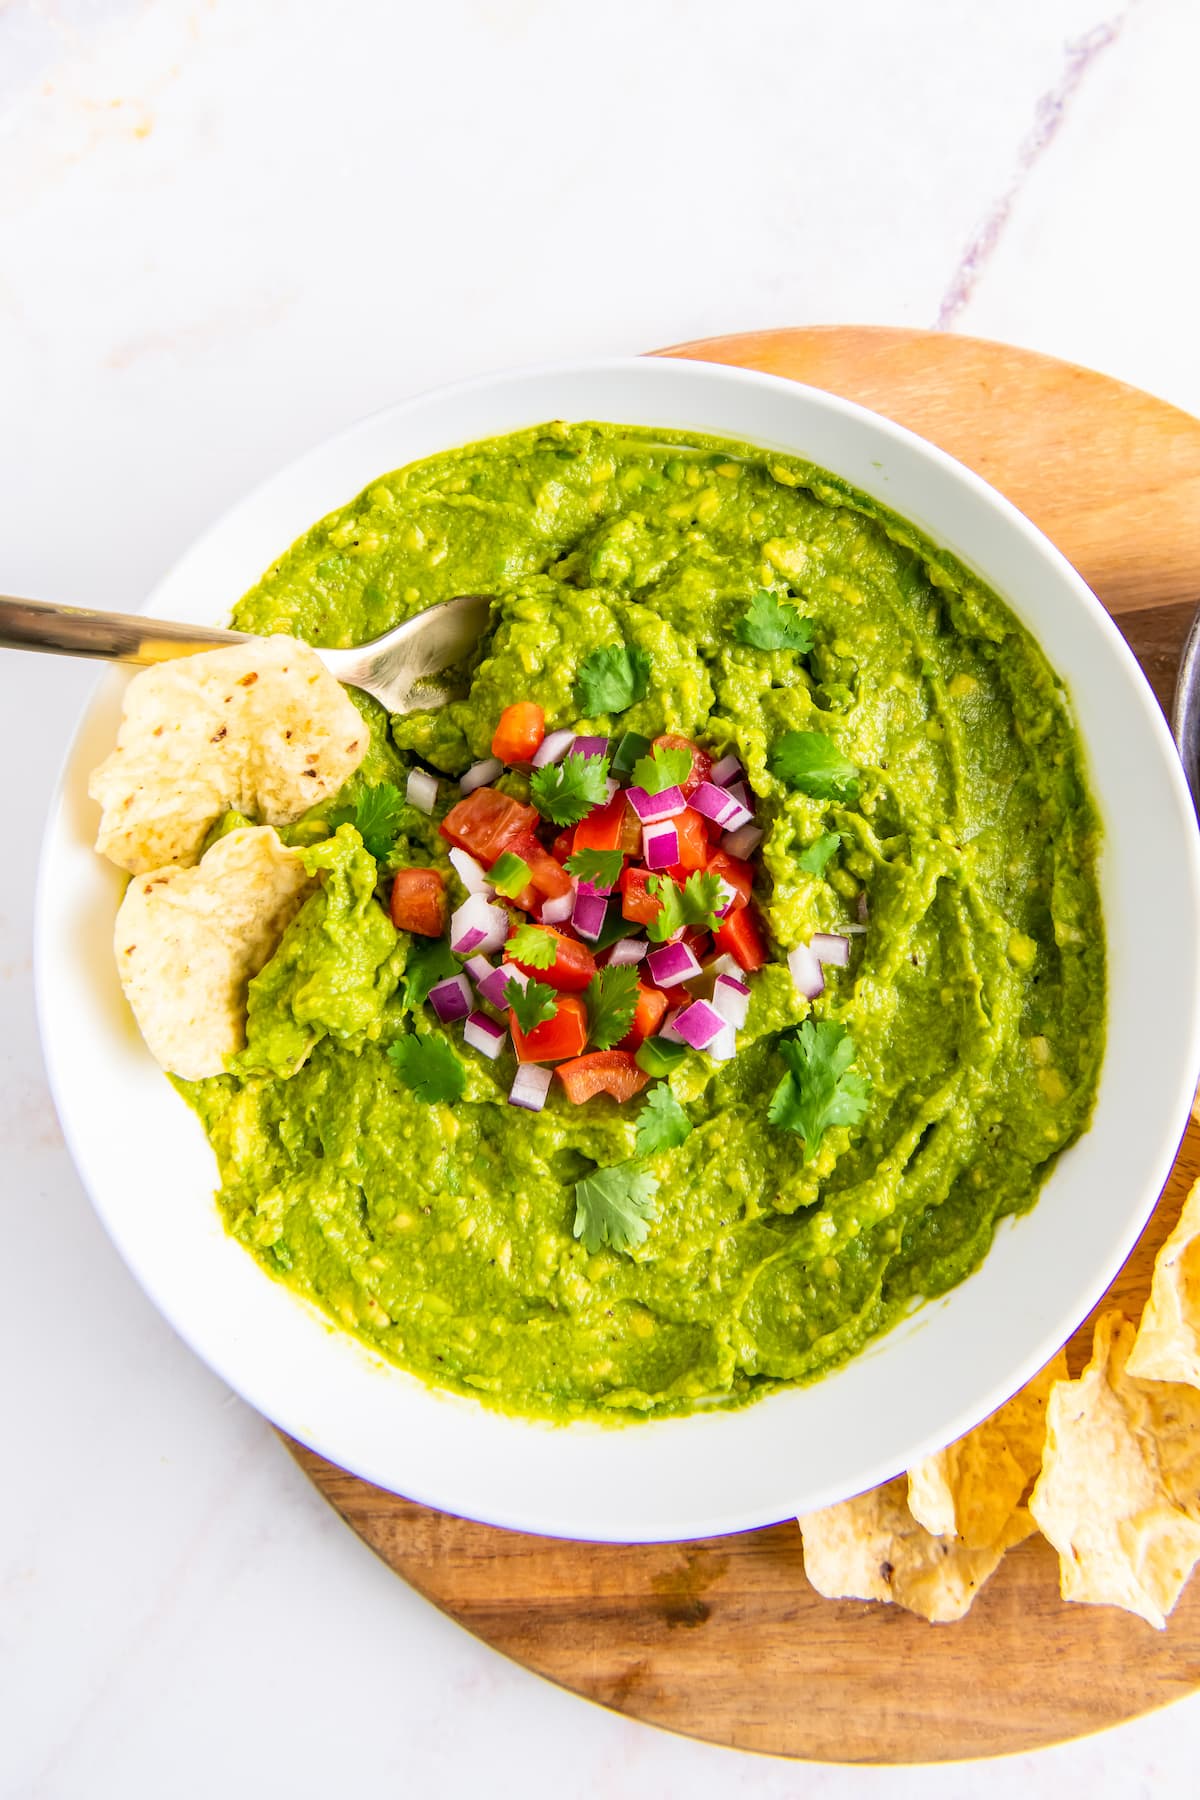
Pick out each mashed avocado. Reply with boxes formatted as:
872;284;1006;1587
178;422;1105;1422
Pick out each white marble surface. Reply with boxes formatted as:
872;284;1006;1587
4;1;1200;1793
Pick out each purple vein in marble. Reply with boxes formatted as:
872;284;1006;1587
935;13;1131;330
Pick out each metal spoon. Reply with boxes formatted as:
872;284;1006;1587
0;591;493;714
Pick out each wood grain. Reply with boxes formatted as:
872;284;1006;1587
286;329;1200;1763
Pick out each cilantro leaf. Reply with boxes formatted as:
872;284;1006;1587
735;589;816;653
403;935;460;1010
634;1084;692;1156
645;869;725;943
506;977;558;1035
506;922;558;969
767;1019;870;1162
631;743;692;794
566;846;624;890
388;1032;466;1104
489;851;532;899
529;750;611;826
769;731;861;802
797;831;842;876
573;1163;660;1256
329;782;408;861
575;644;651;716
584;964;641;1049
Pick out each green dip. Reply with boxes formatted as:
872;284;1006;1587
178;422;1105;1421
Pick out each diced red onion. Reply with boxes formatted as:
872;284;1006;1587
671;998;725;1051
603;936;647;967
573;735;610;761
405;768;438;814
643;821;679;869
811;932;851;968
710;753;744;787
658;1013;684;1043
721;822;763;859
539;890;574;925
509;1064;553;1111
531;729;575;769
726;781;752;809
712;972;750;1030
647;940;703;988
450;893;508;957
712;877;739;917
604;775;620;802
719;797;754;833
626;784;686;823
708;953;741;981
459;756;502;795
788;942;825;1000
478;964;524;1009
464;1010;507;1059
448;847;491;896
708;1022;737;1062
463;954;494;985
428;973;473;1023
857;891;870;924
572;887;609;941
689;780;742;827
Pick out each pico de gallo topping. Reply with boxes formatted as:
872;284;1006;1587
389;706;852;1114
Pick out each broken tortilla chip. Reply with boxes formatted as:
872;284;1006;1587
799;1477;1034;1623
90;636;367;873
1029;1309;1200;1628
114;826;315;1079
907;1349;1068;1547
1127;1178;1200;1389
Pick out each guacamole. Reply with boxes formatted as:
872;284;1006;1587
179;422;1105;1421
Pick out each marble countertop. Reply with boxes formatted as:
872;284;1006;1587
4;1;1199;1793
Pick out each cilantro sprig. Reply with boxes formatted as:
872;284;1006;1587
529;750;611;826
769;730;861;802
506;977;558;1035
634;1084;692;1156
575;644;651;716
329;782;408;862
768;1019;870;1162
403;935;460;1010
573;1164;660;1256
797;831;842;876
630;743;691;794
387;1032;466;1105
506;922;558;969
584;964;640;1049
566;846;624;890
735;589;816;653
645;869;725;943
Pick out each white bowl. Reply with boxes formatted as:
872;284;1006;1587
36;356;1200;1542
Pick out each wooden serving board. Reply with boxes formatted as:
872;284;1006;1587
286;329;1200;1763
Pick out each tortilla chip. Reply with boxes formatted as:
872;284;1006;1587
114;826;315;1079
1029;1309;1200;1628
907;1349;1068;1547
1127;1178;1200;1388
800;1477;1034;1623
90;637;367;873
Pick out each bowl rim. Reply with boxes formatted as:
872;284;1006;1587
35;352;1200;1541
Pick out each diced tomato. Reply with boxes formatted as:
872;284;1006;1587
491;702;545;765
572;791;642;856
652;734;712;799
389;867;446;937
617;982;669;1050
714;905;767;972
511;993;589;1063
556;1049;650;1104
550;829;574;866
706;848;753;911
507;832;572;901
506;924;596;992
673;807;709;871
619;864;661;926
440;788;537;865
681;925;711;963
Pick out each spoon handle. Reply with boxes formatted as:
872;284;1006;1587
0;594;246;667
